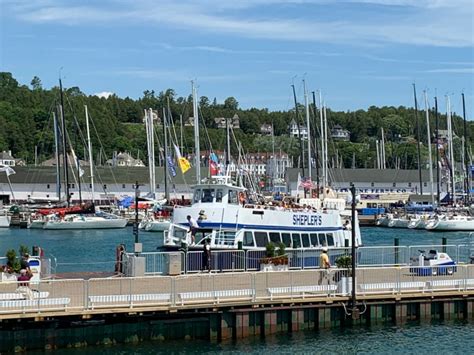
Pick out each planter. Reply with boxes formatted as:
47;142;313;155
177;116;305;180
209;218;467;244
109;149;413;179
0;272;17;282
260;263;289;272
337;276;357;295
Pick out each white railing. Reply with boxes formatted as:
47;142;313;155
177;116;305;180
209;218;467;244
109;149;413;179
1;265;474;315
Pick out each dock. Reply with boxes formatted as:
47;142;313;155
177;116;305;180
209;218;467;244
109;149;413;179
1;265;474;351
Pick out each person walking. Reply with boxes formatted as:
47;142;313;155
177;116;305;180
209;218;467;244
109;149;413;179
187;215;199;245
319;247;331;284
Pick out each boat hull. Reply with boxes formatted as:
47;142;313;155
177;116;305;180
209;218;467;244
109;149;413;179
0;215;10;228
43;217;128;230
426;219;474;231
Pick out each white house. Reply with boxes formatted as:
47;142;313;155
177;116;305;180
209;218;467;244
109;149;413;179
288;119;308;140
0;151;15;167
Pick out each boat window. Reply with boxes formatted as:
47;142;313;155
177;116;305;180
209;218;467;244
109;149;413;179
310;233;319;247
291;233;301;249
201;189;215;203
193;189;202;203
269;232;281;244
243;232;254;247
326;233;334;246
228;190;238;204
216;189;223;203
301;233;310;248
218;231;236;246
255;232;269;247
281;233;291;247
174;229;187;240
318;233;327;247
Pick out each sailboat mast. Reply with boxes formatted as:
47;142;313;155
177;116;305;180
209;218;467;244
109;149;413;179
52;112;61;201
192;81;201;183
319;91;325;187
412;84;423;195
311;92;320;197
85;105;94;202
447;96;455;202
291;84;305;178
59;79;70;206
149;108;156;197
163;107;169;201
303;80;312;181
323;103;329;187
462;93;469;204
435;96;440;205
424;91;435;207
226;115;231;168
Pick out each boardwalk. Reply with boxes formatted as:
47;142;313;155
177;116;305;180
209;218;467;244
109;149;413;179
1;264;474;319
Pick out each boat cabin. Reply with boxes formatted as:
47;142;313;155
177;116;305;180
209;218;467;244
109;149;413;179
191;183;246;205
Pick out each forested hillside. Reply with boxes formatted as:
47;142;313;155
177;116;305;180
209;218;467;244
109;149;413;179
0;72;471;170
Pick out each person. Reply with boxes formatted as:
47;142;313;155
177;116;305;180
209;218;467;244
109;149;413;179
198;210;207;222
319;247;331;284
16;269;33;300
202;238;211;272
343;220;352;231
187;215;199;245
20;253;31;275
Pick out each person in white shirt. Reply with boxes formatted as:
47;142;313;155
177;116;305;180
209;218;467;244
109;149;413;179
187;215;199;244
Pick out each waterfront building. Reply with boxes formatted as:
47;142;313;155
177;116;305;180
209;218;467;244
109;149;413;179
0;151;15;167
105;152;145;167
288;119;308;140
330;125;350;141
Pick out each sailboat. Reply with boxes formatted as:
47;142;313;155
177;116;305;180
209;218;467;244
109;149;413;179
41;104;127;230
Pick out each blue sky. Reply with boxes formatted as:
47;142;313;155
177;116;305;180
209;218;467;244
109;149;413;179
1;0;473;115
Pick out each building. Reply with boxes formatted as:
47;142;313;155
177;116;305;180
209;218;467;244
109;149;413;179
40;154;89;167
142;109;161;124
214;114;240;129
106;152;145;167
330;125;350;141
260;124;273;135
288;119;308;140
0;151;15;167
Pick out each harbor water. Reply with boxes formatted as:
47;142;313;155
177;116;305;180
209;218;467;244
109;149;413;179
0;227;472;273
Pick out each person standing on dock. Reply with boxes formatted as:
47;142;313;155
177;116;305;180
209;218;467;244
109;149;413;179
319;247;331;284
202;238;211;272
187;215;199;245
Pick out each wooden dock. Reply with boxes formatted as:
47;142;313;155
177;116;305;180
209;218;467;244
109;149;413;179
1;266;473;351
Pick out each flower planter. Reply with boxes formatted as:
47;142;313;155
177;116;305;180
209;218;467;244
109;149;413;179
0;272;17;282
337;276;357;295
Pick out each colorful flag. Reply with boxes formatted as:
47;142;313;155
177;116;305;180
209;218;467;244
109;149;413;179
174;144;191;174
167;156;177;177
210;152;219;163
210;160;219;175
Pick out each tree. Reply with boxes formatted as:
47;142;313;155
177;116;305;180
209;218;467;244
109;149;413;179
30;76;42;90
224;97;238;110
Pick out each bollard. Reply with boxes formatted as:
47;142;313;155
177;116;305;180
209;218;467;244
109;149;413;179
394;238;399;265
442;237;447;253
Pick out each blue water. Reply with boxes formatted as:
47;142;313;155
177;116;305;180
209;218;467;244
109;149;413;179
0;227;471;273
33;321;473;354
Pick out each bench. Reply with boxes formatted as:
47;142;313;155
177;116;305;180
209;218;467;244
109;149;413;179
0;291;49;300
428;279;474;291
0;297;70;311
267;285;337;300
359;281;426;294
178;289;254;305
88;293;171;309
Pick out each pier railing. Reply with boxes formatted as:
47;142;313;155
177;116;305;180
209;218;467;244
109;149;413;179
121;245;472;275
1;264;474;315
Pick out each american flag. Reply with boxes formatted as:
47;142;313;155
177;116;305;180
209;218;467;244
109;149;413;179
298;176;314;189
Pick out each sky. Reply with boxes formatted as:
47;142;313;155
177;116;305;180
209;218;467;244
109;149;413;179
0;0;473;116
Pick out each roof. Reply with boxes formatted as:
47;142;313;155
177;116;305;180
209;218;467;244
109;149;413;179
0;151;14;160
286;168;439;184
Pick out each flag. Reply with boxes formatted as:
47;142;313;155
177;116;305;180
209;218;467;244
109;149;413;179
174;144;191;174
298;176;314;189
70;149;84;177
0;166;15;176
210;160;219;175
210;152;219;163
167;155;177;177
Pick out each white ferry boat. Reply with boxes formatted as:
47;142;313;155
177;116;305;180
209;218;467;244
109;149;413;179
164;177;361;251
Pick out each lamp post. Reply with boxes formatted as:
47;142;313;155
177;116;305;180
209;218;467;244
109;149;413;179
133;181;141;254
350;183;360;319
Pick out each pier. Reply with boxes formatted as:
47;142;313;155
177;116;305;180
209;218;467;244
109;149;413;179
1;264;474;351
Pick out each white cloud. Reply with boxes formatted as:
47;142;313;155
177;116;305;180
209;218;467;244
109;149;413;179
3;0;473;47
94;91;114;98
424;68;474;74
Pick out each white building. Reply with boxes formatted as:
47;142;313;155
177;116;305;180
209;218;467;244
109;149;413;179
288;119;308;140
0;151;15;167
106;152;145;167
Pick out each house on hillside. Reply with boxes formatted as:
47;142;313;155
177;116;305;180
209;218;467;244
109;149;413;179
106;152;145;167
331;125;350;141
185;117;195;126
260;123;273;135
288;119;308;140
214;114;240;129
142;109;161;124
0;151;15;167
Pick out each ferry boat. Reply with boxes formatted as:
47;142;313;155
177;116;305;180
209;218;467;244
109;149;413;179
164;177;361;251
